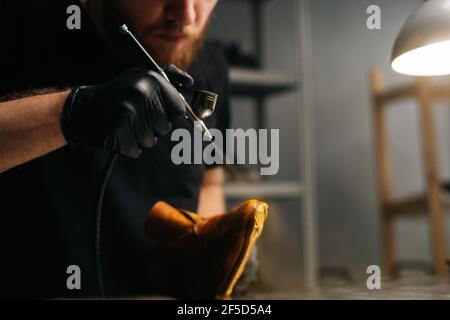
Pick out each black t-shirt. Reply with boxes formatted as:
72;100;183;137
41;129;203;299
0;0;230;298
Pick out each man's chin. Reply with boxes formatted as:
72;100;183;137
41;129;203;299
146;36;203;70
149;50;187;70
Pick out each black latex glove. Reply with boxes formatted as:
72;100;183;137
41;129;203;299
61;65;193;158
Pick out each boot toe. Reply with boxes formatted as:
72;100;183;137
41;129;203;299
146;200;269;299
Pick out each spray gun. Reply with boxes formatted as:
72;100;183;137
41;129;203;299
94;24;219;298
119;24;216;141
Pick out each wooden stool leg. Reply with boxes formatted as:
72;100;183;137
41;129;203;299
416;77;448;278
370;69;396;277
382;214;396;276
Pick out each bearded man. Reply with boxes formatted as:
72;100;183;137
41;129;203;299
0;0;268;299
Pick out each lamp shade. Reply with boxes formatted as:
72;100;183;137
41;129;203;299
391;0;450;76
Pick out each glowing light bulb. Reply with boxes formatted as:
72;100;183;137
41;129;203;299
392;40;450;76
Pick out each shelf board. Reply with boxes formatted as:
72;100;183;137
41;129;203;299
229;67;296;97
225;181;305;199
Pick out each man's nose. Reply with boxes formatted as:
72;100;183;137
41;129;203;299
166;0;196;27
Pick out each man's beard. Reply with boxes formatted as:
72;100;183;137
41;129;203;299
100;0;207;70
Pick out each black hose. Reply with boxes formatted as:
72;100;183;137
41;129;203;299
95;152;119;298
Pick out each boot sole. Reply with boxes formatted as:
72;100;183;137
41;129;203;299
216;202;268;300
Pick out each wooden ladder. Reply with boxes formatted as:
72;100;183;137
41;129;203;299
370;69;450;278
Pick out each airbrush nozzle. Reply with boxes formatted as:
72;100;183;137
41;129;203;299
119;24;128;34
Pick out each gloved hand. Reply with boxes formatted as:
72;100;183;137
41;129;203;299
61;64;193;158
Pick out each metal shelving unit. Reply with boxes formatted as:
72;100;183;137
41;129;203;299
229;67;296;97
222;0;318;289
225;181;305;199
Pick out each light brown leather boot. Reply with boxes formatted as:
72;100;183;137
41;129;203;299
145;199;269;299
